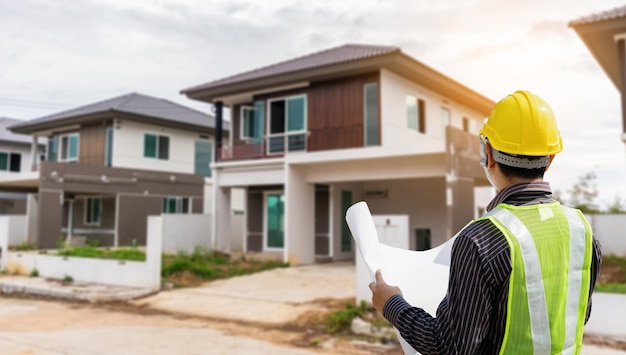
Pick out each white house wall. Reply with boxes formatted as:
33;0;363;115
112;119;208;174
379;69;486;145
363;178;448;248
216;160;285;187
0;142;41;175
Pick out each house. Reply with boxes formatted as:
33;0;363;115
181;44;495;265
0;117;46;214
569;5;626;143
3;93;225;248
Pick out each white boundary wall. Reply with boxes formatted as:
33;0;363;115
0;216;27;247
160;214;212;254
0;214;213;290
0;216;163;291
585;214;626;257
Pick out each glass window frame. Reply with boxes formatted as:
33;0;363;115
266;94;307;155
59;133;79;162
84;197;102;226
144;133;170;160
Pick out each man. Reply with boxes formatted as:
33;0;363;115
369;90;602;354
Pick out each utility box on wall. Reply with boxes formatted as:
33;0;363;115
356;214;409;304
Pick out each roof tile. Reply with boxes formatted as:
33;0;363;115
182;44;400;93
569;5;626;26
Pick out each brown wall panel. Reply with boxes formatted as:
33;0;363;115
117;195;162;246
307;73;379;151
38;190;64;248
79;123;109;166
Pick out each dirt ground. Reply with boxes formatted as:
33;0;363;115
0;293;399;355
2;292;624;355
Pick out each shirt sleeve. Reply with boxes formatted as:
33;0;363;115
382;233;494;354
585;237;602;324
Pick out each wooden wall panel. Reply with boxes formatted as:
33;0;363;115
79;123;109;166
307;73;379;151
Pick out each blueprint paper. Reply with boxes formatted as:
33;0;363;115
346;201;458;355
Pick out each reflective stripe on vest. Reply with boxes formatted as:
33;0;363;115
480;203;592;355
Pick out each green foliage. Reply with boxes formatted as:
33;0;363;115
607;194;626;214
567;172;599;212
85;238;101;247
161;248;288;283
325;301;368;334
595;283;626;294
15;241;35;251
29;268;39;277
62;274;73;283
57;246;146;261
56;236;67;250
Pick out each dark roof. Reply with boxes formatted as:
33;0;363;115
0;117;46;144
181;43;495;115
569;5;626;26
181;44;400;93
10;93;225;133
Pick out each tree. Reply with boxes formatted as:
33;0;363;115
566;172;599;213
607;194;626;214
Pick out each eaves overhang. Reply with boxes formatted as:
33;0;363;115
570;16;626;91
182;52;494;115
10;110;227;137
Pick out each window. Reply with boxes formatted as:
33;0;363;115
163;197;190;214
406;96;426;133
144;133;169;160
194;139;213;177
267;95;307;154
418;99;426;133
85;197;102;226
364;83;379;146
105;127;113;167
341;190;353;252
59;133;79;162
0;152;21;172
240;106;256;139
47;136;57;161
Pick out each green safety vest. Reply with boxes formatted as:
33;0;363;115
476;202;593;355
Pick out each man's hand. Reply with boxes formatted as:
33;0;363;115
369;269;402;313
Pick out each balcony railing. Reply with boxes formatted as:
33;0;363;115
217;132;308;162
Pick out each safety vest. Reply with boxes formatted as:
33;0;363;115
476;202;593;355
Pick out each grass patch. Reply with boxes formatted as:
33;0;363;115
325;301;368;334
57;246;146;261
595;283;626;294
597;255;626;294
161;248;288;286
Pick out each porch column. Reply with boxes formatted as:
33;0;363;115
214;101;223;161
285;164;315;265
30;135;39;171
66;198;75;246
212;168;231;253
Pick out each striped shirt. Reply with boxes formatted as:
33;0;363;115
382;181;602;355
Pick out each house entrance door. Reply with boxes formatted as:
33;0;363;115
264;192;284;250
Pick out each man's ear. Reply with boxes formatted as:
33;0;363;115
485;144;497;168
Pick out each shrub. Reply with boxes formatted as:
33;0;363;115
325;301;368;333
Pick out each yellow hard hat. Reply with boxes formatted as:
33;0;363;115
479;90;562;156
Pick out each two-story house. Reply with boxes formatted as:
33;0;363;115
4;93;225;248
0;117;46;214
181;44;495;265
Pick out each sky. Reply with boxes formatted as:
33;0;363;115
1;0;626;209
